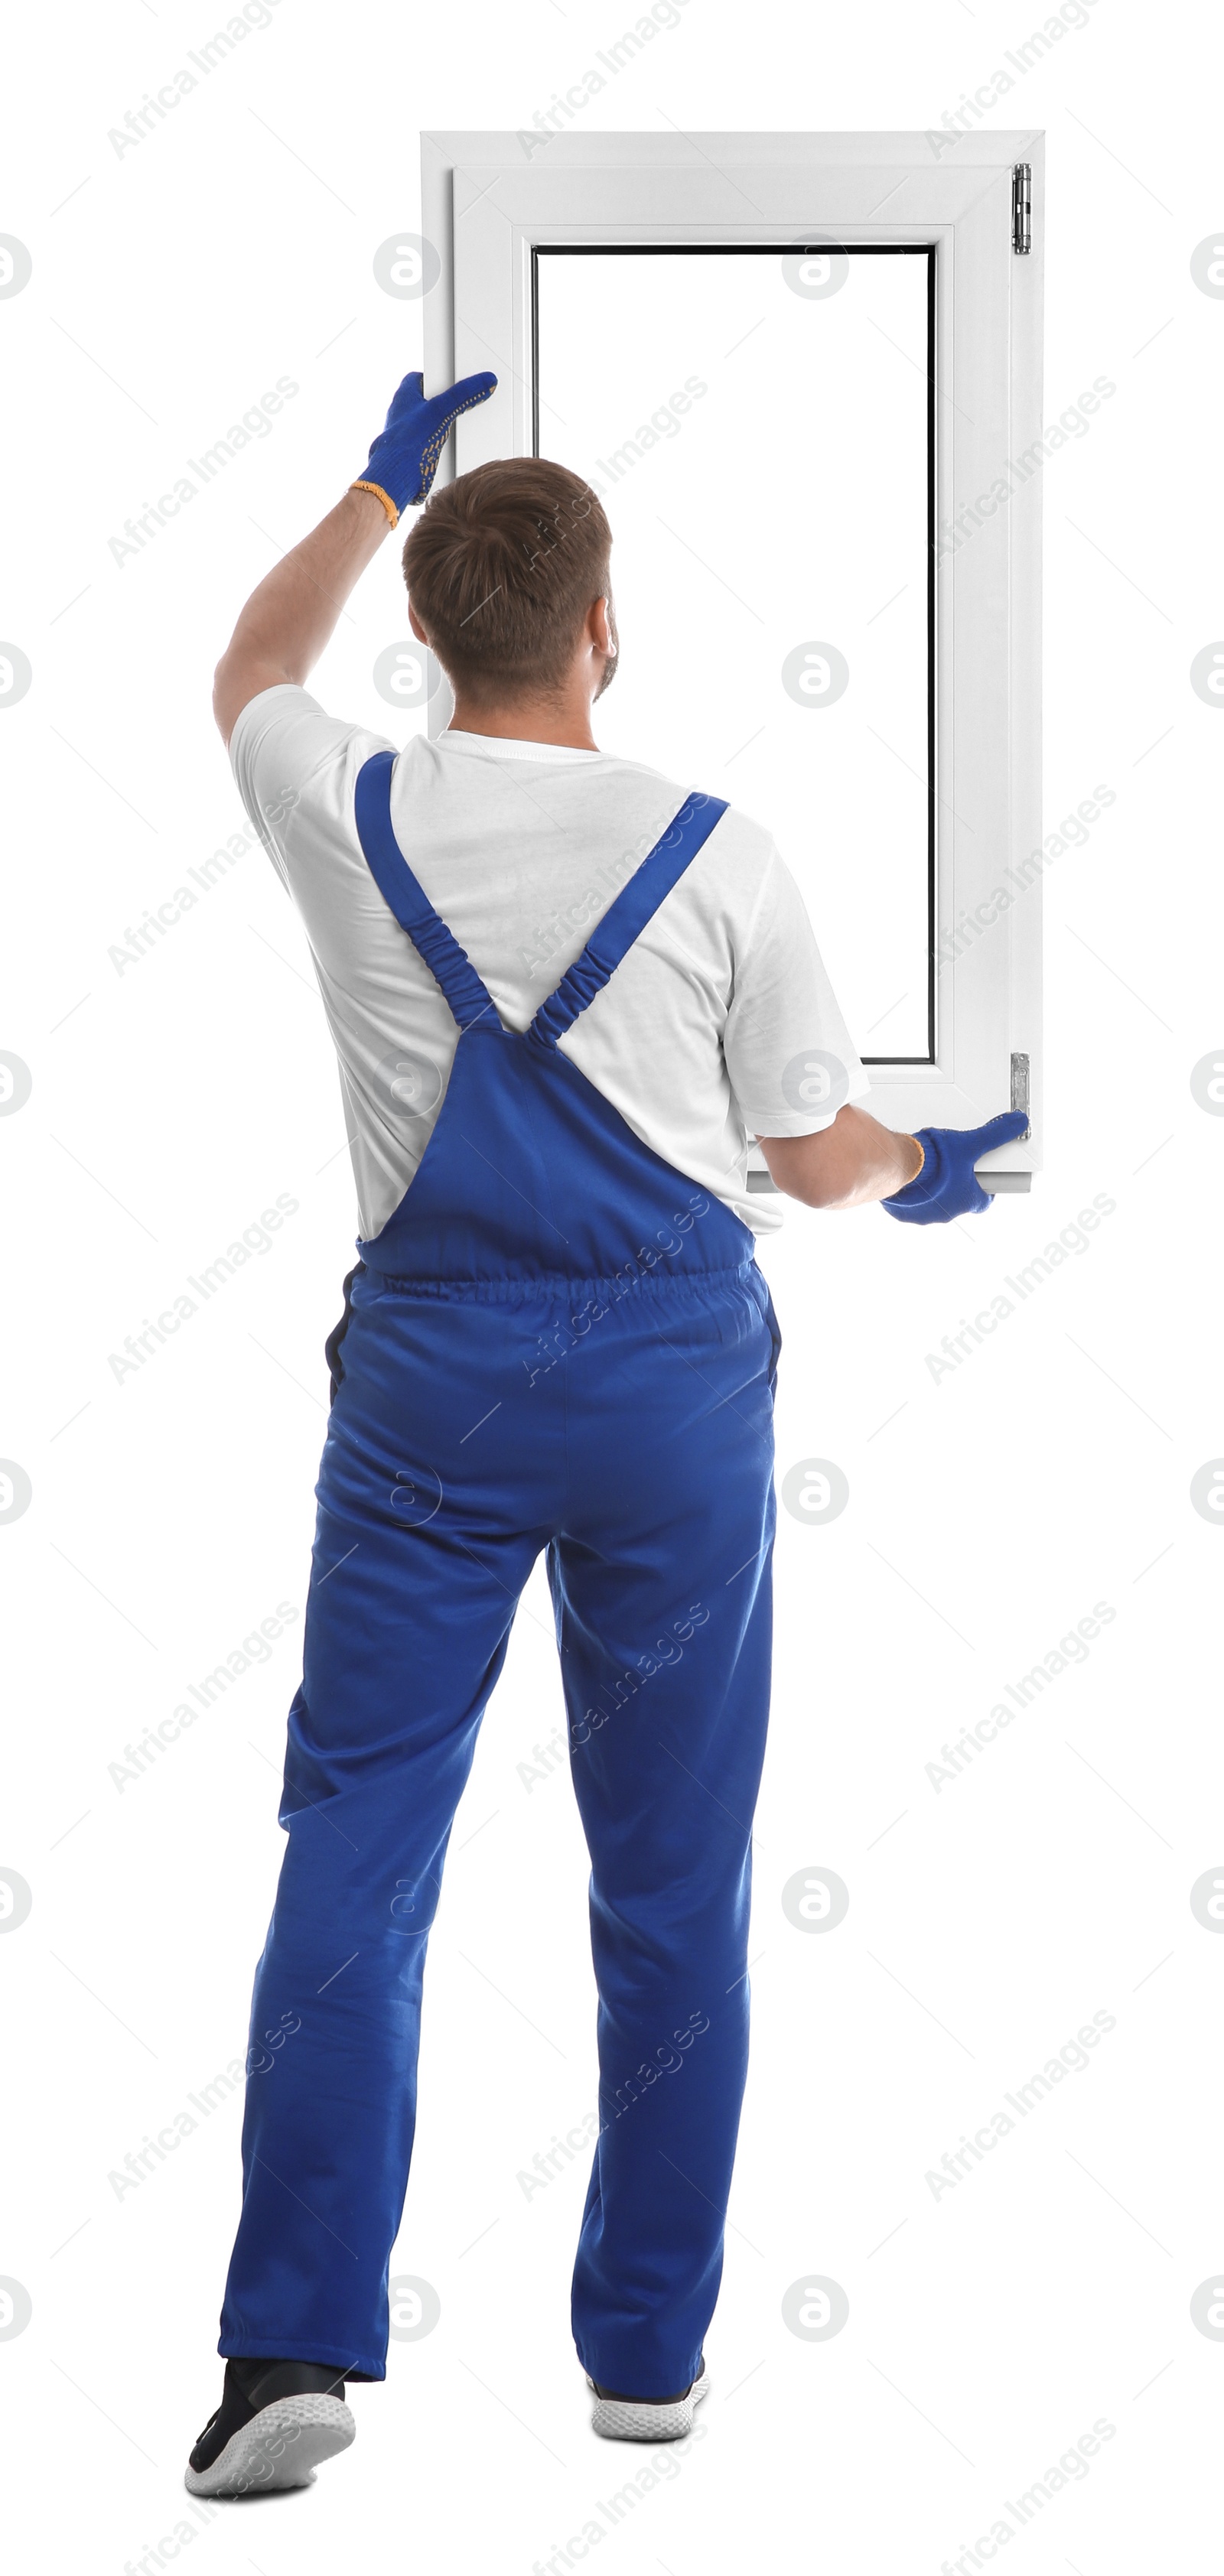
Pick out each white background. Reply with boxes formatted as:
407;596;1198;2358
1;4;1222;2572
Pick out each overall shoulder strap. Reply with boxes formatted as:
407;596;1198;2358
353;751;500;1034
527;790;729;1050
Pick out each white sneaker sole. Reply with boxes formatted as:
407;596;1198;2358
184;2392;356;2497
587;2368;709;2443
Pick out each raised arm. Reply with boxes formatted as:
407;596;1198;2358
212;368;496;747
213;490;389;747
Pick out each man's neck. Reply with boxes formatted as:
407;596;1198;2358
446;693;599;752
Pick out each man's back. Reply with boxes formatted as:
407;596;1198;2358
230;683;868;1241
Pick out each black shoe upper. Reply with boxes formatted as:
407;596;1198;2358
189;2356;347;2474
591;2354;705;2405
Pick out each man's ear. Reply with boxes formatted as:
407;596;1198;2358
407;600;429;645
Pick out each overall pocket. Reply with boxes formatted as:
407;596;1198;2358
324;1263;366;1408
750;1266;783;1395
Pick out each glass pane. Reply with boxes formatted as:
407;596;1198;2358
535;246;934;1062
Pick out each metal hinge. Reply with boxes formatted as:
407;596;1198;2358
1011;1050;1031;1137
1012;164;1031;255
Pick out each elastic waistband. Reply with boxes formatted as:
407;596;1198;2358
356;1260;760;1305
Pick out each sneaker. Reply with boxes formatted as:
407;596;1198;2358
184;2356;356;2497
586;2354;709;2442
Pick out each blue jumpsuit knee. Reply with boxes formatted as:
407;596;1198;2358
219;755;781;2399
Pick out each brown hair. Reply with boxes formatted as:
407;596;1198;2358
401;457;612;704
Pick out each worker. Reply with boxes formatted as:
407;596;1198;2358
184;366;1027;2497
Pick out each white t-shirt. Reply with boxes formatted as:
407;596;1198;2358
230;685;870;1240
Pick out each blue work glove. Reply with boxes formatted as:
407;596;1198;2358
350;368;497;525
882;1111;1030;1225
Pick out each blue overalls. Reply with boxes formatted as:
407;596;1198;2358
219;751;782;2399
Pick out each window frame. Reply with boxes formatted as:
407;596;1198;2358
421;130;1044;1187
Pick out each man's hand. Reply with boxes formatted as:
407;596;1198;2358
351;368;496;525
757;1104;1030;1215
880;1111;1031;1223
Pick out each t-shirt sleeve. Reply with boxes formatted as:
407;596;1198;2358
227;682;393;895
724;846;872;1137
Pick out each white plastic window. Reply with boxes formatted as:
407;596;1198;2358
423;131;1043;1182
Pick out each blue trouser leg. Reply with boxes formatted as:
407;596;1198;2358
219;1278;555;2378
549;1270;778;2398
